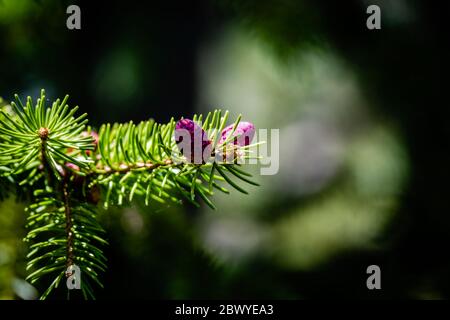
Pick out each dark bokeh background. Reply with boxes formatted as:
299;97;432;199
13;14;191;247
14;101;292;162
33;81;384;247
0;0;449;299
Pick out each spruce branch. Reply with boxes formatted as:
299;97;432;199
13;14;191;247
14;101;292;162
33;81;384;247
0;89;94;179
0;90;262;299
24;187;106;300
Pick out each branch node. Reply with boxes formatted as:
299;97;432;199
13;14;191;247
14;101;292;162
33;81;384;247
38;127;49;140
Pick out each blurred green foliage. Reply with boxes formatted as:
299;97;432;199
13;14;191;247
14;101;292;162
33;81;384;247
0;199;28;299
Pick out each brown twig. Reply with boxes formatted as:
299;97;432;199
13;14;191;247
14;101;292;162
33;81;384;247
63;182;74;270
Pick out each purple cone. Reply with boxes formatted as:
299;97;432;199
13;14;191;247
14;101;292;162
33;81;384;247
218;121;255;147
174;119;212;163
